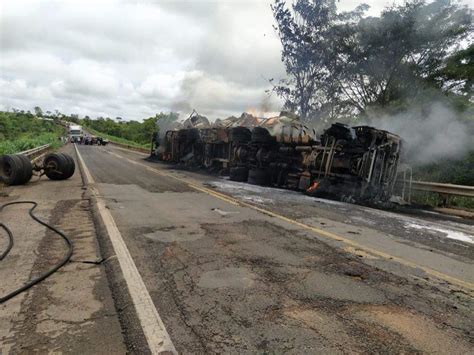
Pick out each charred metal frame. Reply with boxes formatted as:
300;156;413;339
152;123;402;203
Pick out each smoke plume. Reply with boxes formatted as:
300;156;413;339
368;102;473;165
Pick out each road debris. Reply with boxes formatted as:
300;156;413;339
0;152;75;186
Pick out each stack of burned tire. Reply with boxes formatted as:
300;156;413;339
250;127;274;144
43;153;75;181
229;127;251;182
247;127;274;186
229;127;251;144
0;154;33;185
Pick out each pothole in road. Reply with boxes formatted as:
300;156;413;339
198;267;256;289
291;271;386;303
143;226;205;243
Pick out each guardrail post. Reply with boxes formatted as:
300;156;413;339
440;193;450;207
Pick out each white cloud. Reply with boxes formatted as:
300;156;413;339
0;0;444;121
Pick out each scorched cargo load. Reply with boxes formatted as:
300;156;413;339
151;119;402;203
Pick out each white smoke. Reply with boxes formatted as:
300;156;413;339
368;102;473;165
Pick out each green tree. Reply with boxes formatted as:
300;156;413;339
34;106;43;117
432;44;473;95
271;0;364;121
272;0;472;119
83;112;178;146
335;0;471;113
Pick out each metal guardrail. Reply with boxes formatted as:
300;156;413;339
395;164;473;208
109;141;150;154
82;127;150;154
18;144;51;161
403;180;474;198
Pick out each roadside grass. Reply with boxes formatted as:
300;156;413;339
409;191;474;210
0;133;63;155
85;127;151;149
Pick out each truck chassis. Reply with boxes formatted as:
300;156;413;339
152;123;402;203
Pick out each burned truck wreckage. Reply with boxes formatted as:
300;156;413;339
151;115;402;204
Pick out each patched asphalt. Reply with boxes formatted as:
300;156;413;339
76;143;474;353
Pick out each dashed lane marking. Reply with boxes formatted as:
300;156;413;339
107;150;474;293
74;144;177;354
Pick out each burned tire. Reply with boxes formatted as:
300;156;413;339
44;153;70;180
229;127;251;143
59;153;75;179
229;166;248;182
251;127;273;143
0;154;30;186
248;168;270;186
16;154;33;184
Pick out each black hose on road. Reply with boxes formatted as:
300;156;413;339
0;201;73;304
0;223;13;261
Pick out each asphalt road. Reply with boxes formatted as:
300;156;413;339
77;143;474;354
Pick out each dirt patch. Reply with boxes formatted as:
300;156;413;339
283;305;361;352
353;305;473;354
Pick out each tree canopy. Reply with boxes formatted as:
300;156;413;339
83;112;178;145
272;0;472;121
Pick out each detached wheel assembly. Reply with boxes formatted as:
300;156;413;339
0;152;75;186
0;154;33;186
17;154;33;184
44;153;75;180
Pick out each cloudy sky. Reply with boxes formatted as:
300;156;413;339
0;0;440;121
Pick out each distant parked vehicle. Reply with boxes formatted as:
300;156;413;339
69;125;83;143
97;137;109;146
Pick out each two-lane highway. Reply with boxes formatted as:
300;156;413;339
76;143;474;353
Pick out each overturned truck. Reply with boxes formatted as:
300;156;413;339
152;123;402;203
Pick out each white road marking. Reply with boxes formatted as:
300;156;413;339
74;144;177;354
74;144;94;184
